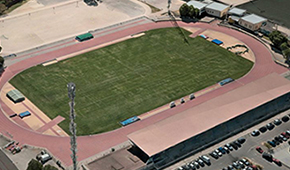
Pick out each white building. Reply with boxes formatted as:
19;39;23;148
187;0;207;16
228;7;246;17
239;14;267;31
227;7;246;23
205;2;230;18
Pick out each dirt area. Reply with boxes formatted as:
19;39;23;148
182;27;201;34
1;83;68;137
0;0;148;55
201;29;255;62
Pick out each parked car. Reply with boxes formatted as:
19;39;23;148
231;142;238;150
238;161;245;168
280;135;287;141
262;152;273;162
189;163;196;170
193;161;199;168
256;146;263;153
234;141;241;147
266;123;275;130
225;143;233;151
267;140;276;147
218;147;226;154
209;151;219;159
272;158;282;166
286;130;290;136
232;161;240;169
251;130;260;136
259;126;267;133
215;149;222;157
272;139;280;145
281;115;289;122
223;147;229;153
276;136;283;143
274;119;282;126
241;158;250;166
197;159;205;167
227;165;234;170
281;132;289;139
237;138;246;144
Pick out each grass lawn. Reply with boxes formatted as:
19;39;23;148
10;28;253;135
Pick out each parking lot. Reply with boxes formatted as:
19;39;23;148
169;109;290;170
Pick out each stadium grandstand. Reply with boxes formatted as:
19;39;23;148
128;73;290;169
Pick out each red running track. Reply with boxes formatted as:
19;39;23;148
0;21;288;166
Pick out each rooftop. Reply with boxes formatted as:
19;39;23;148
205;2;229;11
228;7;246;16
128;73;290;157
241;14;267;24
187;0;207;9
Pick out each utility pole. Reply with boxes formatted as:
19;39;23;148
67;82;77;170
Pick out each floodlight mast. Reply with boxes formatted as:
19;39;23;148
67;82;78;170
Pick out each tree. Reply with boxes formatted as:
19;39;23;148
0;56;4;65
283;48;290;60
188;5;195;18
43;165;58;170
280;42;289;51
194;8;200;17
27;159;43;170
269;30;288;48
179;3;189;17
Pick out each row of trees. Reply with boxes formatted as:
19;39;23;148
0;46;4;72
269;30;290;62
27;159;58;170
0;0;24;14
179;3;199;18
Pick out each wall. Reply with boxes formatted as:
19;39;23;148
139;92;290;170
205;8;221;18
205;7;229;18
239;19;263;31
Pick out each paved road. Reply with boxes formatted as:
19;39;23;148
0;19;288;167
0;149;18;170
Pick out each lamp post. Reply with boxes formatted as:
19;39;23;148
67;82;77;170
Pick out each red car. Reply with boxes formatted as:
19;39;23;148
272;158;282;166
281;132;289;139
256;146;263;153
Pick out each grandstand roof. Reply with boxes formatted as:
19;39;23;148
128;73;290;157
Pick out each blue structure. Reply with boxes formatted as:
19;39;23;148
120;116;140;126
219;78;234;86
19;111;31;118
199;34;207;39
211;39;223;45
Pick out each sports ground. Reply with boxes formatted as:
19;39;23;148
10;27;253;135
0;20;287;167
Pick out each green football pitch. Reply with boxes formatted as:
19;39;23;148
10;28;253;135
